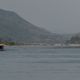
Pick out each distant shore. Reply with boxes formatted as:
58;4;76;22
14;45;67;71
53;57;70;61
9;44;80;48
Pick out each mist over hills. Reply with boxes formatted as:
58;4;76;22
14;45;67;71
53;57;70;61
0;9;67;44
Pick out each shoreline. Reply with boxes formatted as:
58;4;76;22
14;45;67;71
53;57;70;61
7;44;80;49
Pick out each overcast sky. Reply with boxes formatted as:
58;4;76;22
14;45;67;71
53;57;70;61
0;0;80;33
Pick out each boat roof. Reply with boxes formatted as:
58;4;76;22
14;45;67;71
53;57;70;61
0;44;5;46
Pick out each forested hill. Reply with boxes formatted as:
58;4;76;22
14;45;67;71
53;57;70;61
0;9;64;44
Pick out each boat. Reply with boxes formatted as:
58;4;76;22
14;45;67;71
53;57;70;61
0;44;4;51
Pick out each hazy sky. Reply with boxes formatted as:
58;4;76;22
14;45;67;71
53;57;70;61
0;0;80;33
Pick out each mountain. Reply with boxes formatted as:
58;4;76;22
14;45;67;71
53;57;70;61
0;9;64;44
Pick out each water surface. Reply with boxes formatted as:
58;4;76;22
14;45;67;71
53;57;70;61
0;46;80;80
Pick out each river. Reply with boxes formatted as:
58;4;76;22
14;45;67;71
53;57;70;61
0;46;80;80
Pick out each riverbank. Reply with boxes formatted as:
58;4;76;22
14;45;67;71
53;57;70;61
9;44;80;48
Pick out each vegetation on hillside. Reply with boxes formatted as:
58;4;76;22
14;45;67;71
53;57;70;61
66;36;80;44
